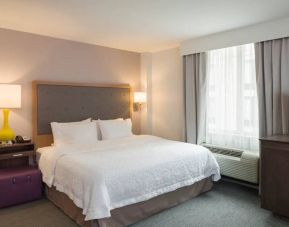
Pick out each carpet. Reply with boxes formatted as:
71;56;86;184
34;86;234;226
0;181;288;227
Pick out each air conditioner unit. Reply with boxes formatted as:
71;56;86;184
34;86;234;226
203;144;259;184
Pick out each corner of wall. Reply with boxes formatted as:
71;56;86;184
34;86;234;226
140;48;185;141
140;52;153;135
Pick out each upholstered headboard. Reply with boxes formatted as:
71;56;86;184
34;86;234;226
32;81;132;149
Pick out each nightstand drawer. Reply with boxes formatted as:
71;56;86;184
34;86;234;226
0;143;34;154
0;150;34;160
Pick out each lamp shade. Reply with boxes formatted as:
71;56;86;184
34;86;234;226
0;84;21;108
134;92;146;103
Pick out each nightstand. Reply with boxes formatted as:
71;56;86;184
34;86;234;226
0;143;35;168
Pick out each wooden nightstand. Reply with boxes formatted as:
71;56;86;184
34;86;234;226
0;143;35;168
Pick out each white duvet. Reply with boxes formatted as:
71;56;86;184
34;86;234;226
38;135;220;221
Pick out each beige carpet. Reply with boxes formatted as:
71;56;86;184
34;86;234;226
0;181;288;227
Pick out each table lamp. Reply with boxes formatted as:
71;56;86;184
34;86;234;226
0;84;21;142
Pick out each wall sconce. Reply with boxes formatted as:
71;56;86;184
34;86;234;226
133;92;146;111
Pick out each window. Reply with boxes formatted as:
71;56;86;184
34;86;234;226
206;44;259;152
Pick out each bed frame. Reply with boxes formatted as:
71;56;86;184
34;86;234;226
32;81;213;227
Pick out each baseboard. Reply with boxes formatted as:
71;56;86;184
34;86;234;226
220;175;260;191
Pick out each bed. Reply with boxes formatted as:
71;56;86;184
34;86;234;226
33;81;220;227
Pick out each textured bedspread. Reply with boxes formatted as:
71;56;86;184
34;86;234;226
38;135;220;221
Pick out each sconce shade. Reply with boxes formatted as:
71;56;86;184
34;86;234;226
0;84;21;109
134;92;146;103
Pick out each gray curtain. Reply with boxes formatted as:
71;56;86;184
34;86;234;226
183;53;207;144
255;38;289;137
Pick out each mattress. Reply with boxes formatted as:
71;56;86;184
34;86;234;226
36;145;53;163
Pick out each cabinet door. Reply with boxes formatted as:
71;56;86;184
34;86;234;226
261;141;289;217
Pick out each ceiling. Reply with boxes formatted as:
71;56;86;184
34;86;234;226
1;0;289;53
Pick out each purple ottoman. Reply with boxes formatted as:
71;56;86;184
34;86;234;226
0;167;42;208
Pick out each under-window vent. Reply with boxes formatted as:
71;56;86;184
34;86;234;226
203;144;243;158
202;143;259;184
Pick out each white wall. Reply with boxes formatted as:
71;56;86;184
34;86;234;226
141;48;185;141
0;28;141;138
181;16;289;55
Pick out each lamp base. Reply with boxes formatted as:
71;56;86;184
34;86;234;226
0;109;15;142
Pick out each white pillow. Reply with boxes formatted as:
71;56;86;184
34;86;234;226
51;120;98;146
98;118;133;140
93;118;123;140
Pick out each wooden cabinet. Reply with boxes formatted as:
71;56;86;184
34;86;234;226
260;135;289;218
0;143;35;168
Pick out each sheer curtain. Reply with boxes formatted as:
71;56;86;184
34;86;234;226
205;44;259;152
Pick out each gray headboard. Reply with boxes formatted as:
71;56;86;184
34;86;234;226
32;81;132;148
